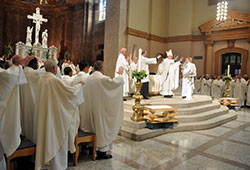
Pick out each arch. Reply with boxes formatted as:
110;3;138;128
214;47;248;76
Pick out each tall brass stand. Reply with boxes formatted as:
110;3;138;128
224;80;230;97
131;80;144;122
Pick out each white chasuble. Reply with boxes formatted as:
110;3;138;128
34;72;83;170
80;71;124;149
201;78;212;96
0;66;27;158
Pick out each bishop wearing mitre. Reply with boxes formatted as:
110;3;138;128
159;49;182;98
80;61;124;159
34;59;84;170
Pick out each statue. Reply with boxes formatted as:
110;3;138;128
27;7;48;46
26;26;33;47
42;29;48;48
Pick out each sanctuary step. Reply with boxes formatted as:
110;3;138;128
119;95;237;141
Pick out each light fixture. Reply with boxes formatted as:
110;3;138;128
216;1;228;21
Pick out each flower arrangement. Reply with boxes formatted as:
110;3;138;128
4;43;14;59
132;70;147;81
222;76;233;81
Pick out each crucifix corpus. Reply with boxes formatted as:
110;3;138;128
27;7;48;46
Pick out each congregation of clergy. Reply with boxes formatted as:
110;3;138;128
0;47;249;170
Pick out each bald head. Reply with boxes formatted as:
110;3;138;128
44;59;58;75
12;55;24;66
120;48;127;56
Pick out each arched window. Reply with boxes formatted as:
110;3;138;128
99;0;106;21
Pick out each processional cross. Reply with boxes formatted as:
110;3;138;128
27;7;48;46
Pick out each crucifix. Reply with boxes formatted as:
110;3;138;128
27;7;48;46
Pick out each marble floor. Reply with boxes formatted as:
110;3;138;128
67;107;250;170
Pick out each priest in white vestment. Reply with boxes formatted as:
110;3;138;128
20;57;45;141
233;76;247;106
211;75;225;98
0;67;25;170
115;48;130;98
229;78;235;97
159;49;182;98
72;61;90;85
201;74;212;96
34;59;84;170
80;61;124;159
62;66;75;86
139;51;159;99
181;57;197;100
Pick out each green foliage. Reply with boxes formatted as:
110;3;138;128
222;76;233;81
27;48;35;56
4;43;14;59
132;70;147;81
45;49;50;59
65;51;72;60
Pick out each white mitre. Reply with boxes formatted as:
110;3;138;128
166;49;173;57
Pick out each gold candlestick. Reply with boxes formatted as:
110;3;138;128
131;80;144;122
224;79;230;97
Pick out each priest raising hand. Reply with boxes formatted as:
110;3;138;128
80;60;124;160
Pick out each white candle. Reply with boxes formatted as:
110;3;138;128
227;65;230;76
138;48;142;71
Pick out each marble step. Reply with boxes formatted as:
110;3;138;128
122;104;226;129
177;106;229;123
123;95;213;109
177;101;221;115
119;110;237;141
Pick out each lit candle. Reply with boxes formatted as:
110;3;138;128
138;48;142;71
227;65;230;76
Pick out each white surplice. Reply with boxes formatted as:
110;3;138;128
182;62;196;100
80;71;124;150
159;58;180;96
34;72;83;170
140;56;157;83
19;67;44;141
115;53;129;97
233;78;247;106
211;79;225;98
0;66;27;158
201;78;212;96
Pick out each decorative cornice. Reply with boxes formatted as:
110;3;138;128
126;27;205;43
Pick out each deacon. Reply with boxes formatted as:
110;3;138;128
182;57;197;100
80;61;124;160
115;48;130;98
139;51;159;99
34;59;84;170
211;75;225;98
159;49;182;98
201;74;212;96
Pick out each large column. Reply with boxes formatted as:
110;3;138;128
205;41;214;75
104;0;127;77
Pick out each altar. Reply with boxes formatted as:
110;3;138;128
15;7;57;61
